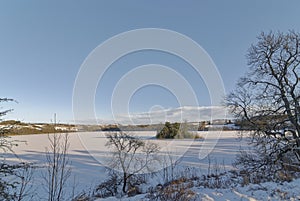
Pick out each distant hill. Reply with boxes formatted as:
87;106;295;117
1;119;239;135
0;120;77;135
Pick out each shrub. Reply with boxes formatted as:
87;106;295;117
95;172;120;198
156;122;201;139
147;177;199;201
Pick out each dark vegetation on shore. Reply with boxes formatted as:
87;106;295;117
0;120;76;135
1;119;238;136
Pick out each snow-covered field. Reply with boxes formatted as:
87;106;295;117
4;131;300;200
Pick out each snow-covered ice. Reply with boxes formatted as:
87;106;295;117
4;131;299;200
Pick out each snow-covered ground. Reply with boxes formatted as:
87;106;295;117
4;131;300;200
98;178;300;201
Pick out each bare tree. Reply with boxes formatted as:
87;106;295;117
0;98;17;200
43;133;71;201
14;162;35;201
0;98;34;201
105;132;159;193
0;98;16;152
160;150;182;183
227;31;300;178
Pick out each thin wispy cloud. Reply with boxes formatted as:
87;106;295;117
92;106;229;125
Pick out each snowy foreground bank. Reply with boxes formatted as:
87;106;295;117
98;178;300;201
5;131;300;200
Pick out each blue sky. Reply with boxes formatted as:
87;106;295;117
1;1;300;123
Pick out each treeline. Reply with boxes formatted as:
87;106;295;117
0;120;76;135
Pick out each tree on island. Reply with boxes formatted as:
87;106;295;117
156;121;201;139
156;122;180;139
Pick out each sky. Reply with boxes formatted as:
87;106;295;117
1;1;300;124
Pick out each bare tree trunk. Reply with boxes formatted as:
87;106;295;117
122;172;127;193
44;133;71;201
